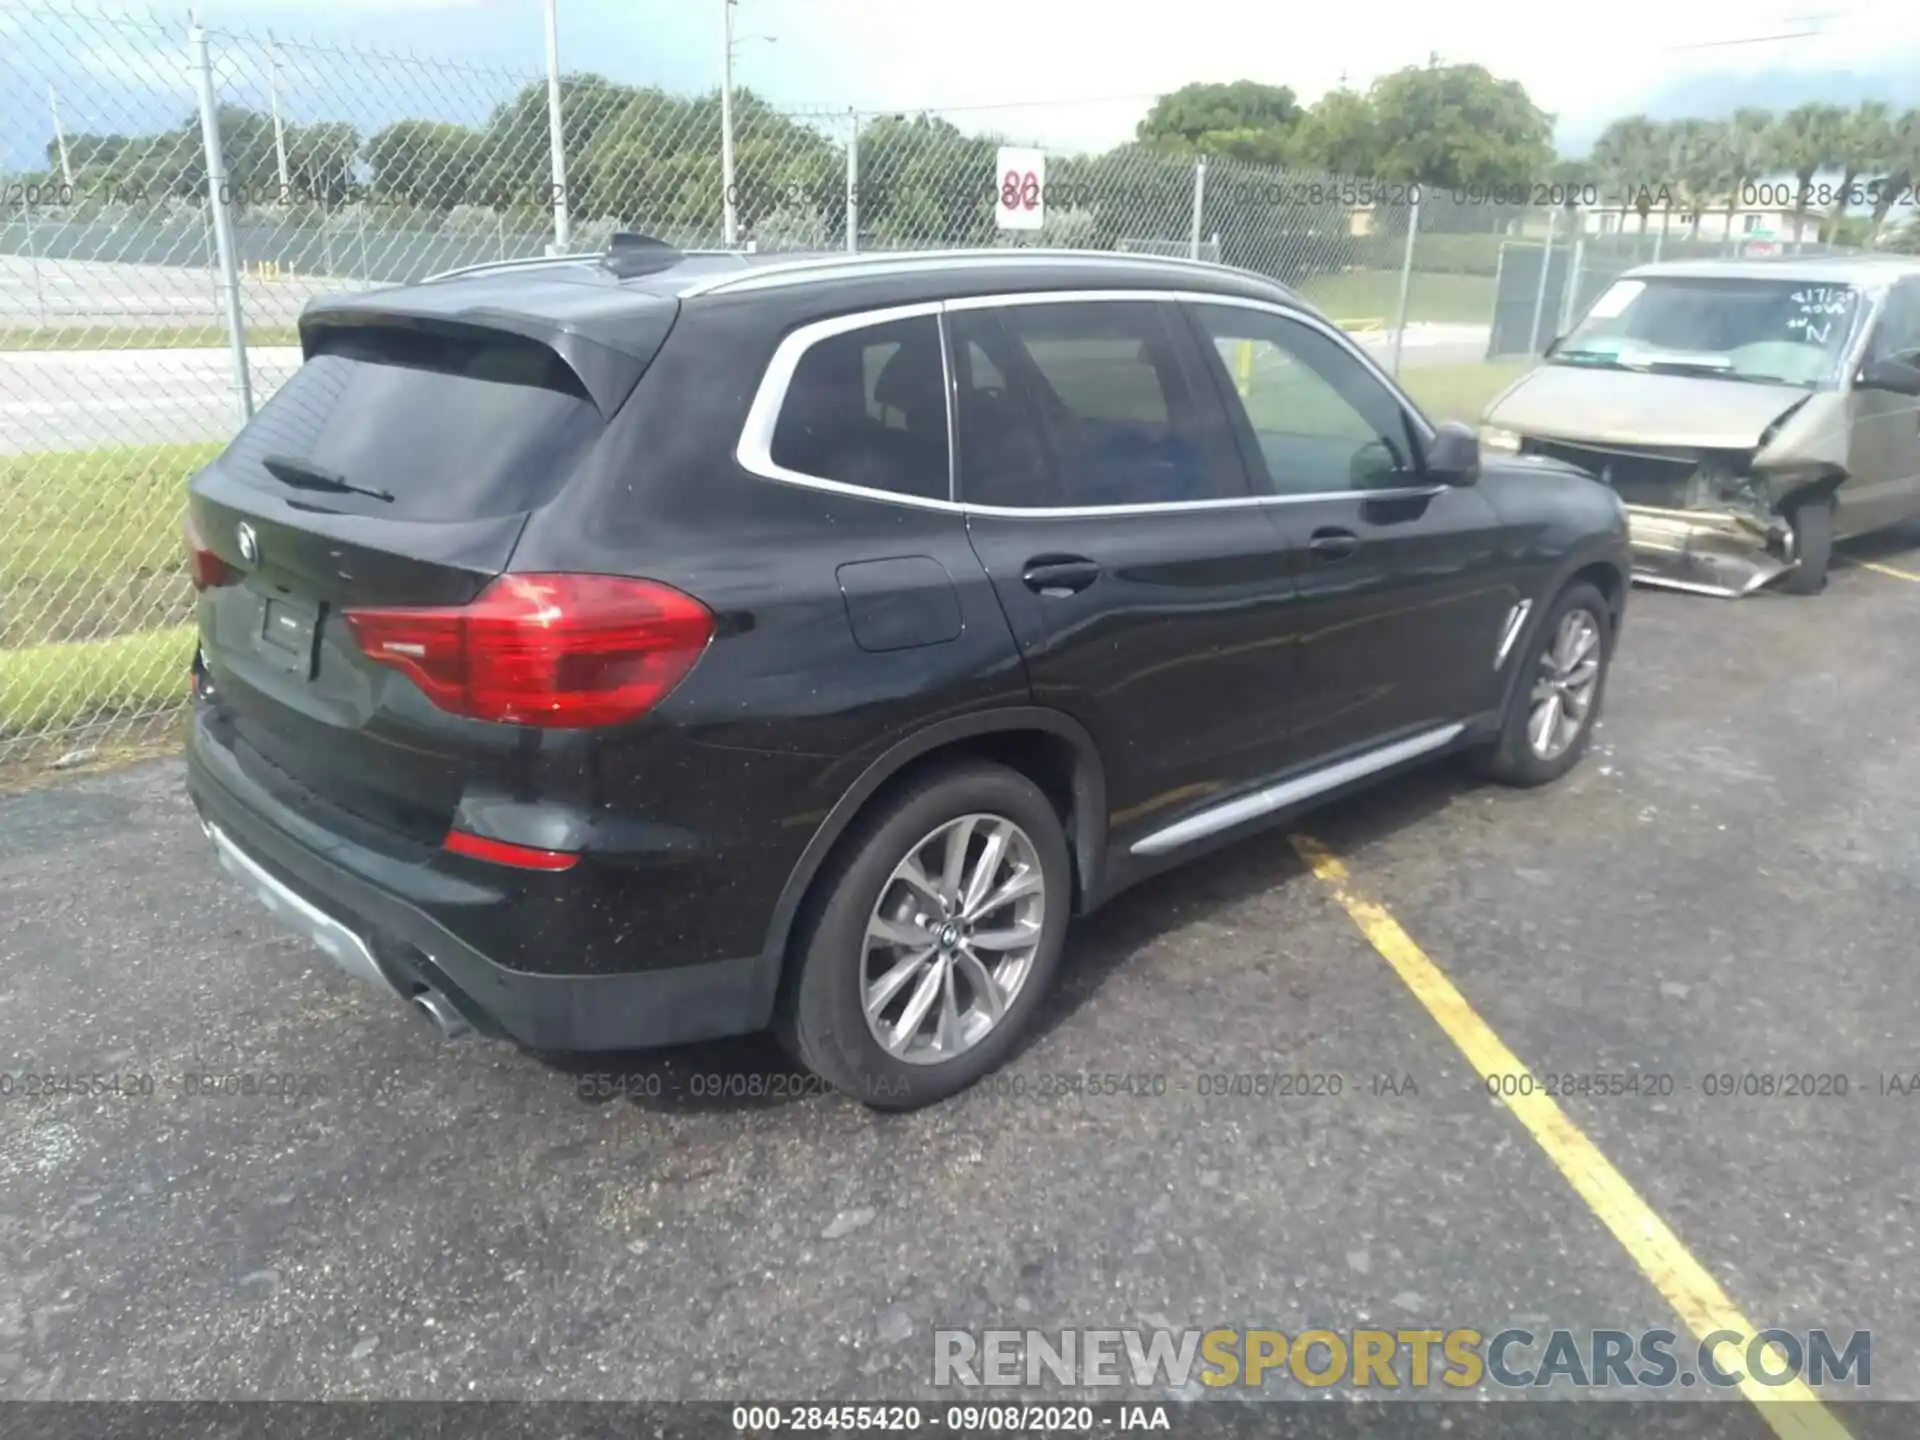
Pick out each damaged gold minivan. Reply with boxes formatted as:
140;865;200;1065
1480;256;1920;596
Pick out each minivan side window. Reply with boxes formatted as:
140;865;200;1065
950;300;1248;509
769;314;950;501
1189;303;1420;495
1866;280;1920;367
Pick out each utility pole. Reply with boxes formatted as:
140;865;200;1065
721;0;738;246
543;0;571;251
268;38;290;200
48;87;74;190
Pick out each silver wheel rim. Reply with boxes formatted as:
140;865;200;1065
861;813;1046;1066
1527;608;1602;761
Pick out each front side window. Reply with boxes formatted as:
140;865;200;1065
1555;276;1864;387
1865;280;1920;367
950;300;1245;509
1189;303;1418;495
769;314;950;501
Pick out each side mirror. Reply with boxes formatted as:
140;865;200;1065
1424;421;1481;486
1857;357;1920;396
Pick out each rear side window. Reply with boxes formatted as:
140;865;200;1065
220;326;604;521
769;315;951;501
951;300;1248;509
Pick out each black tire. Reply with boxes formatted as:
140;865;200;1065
775;760;1072;1111
1779;493;1834;596
1471;580;1613;788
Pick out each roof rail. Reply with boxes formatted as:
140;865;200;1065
422;250;604;284
676;245;1258;298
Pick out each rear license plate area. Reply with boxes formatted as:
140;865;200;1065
258;596;323;678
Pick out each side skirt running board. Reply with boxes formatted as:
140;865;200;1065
1129;722;1467;857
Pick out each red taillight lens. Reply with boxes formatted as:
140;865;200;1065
442;828;579;871
183;511;238;591
342;573;714;728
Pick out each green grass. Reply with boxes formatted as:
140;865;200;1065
0;626;193;738
1298;269;1496;327
0;442;216;738
0;325;301;351
1396;359;1536;424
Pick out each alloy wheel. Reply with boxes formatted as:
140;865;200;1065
1526;608;1602;761
860;813;1046;1066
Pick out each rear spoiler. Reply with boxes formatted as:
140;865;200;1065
297;278;677;419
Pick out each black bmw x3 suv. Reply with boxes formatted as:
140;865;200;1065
184;236;1629;1109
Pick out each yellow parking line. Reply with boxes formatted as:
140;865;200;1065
1855;559;1920;583
1288;832;1853;1440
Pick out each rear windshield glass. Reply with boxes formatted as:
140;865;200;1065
219;326;604;520
1555;277;1863;387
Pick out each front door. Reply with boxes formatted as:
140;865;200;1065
1184;301;1516;767
946;296;1302;855
1842;276;1920;538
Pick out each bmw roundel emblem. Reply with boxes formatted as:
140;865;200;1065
235;521;259;565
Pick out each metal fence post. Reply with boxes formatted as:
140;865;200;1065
1652;204;1667;263
1527;206;1559;357
543;0;570;252
190;22;254;423
846;109;859;253
1188;157;1206;261
23;209;48;326
1559;233;1585;335
1389;187;1420;377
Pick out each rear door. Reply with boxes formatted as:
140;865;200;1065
949;295;1301;854
1843;277;1920;536
188;321;622;845
1184;301;1514;766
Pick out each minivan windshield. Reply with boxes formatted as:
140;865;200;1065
1552;275;1862;388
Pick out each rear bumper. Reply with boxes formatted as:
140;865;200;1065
1625;505;1793;598
185;708;777;1052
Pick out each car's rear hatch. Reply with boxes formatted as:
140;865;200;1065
188;271;677;849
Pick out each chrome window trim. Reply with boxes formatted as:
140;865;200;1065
735;299;958;512
734;288;1444;516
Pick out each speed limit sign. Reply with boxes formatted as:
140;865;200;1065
995;146;1045;231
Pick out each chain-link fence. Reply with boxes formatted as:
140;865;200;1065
0;2;1876;771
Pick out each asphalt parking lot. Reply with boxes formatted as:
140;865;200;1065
5;534;1920;1430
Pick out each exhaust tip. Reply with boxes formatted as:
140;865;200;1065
411;988;473;1040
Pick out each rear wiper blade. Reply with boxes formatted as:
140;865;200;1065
262;452;395;502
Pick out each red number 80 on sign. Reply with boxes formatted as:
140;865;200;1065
1000;170;1041;210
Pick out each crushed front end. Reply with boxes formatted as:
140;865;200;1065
1519;440;1795;597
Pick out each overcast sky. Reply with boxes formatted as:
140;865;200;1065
7;0;1915;165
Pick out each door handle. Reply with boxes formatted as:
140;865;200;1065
1307;527;1360;561
1022;556;1102;597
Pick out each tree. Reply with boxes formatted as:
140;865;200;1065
855;113;997;248
1712;107;1776;246
366;120;482;209
1823;101;1895;242
477;72;639;209
1867;108;1920;244
286;121;359;207
1137;81;1302;159
1664;119;1724;236
1363;62;1552;192
1285;90;1380;178
1773;102;1849;245
1590;115;1667;232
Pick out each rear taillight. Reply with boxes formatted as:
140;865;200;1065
342;573;715;728
183;511;238;591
